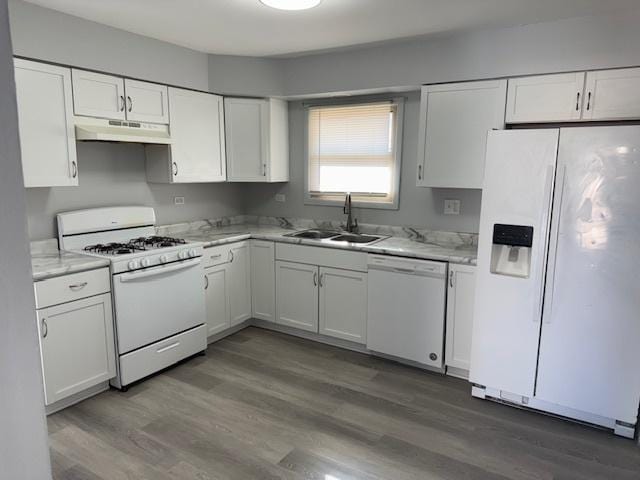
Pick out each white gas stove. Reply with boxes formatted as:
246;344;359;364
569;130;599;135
57;206;207;390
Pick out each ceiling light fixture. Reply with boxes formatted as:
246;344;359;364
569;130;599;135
260;0;322;11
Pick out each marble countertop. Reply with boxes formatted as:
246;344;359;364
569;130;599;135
176;225;477;265
31;239;110;282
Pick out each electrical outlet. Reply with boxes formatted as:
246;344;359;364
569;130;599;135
174;196;185;205
444;199;460;215
275;194;286;203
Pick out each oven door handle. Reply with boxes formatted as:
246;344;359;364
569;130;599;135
119;258;200;283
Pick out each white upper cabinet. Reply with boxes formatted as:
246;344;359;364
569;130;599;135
72;70;126;120
224;97;289;183
72;69;168;124
506;72;585;123
582;68;640;121
14;59;78;188
123;79;169;124
417;80;507;189
318;267;367;344
146;88;226;183
445;264;476;377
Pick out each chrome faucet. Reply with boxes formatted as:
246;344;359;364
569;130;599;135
343;193;358;233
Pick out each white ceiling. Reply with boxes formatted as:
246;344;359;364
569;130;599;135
23;0;640;57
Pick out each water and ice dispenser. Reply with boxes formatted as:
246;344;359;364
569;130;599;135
490;224;533;278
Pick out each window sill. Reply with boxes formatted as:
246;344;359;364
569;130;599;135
304;195;399;211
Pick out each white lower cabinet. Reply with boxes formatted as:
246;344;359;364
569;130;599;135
36;291;115;405
228;242;252;326
204;264;230;336
251;240;275;322
204;242;251;337
275;260;319;332
445;264;476;376
319;267;367;343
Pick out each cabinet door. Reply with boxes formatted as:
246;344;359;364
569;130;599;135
445;264;476;375
37;293;115;405
72;69;126;120
275;261;318;332
225;98;269;182
582;68;640;121
251;240;275;322
506;72;585;123
319;267;367;343
204;265;230;336
169;88;226;182
228;243;252;326
14;59;78;188
417;80;507;188
124;79;169;124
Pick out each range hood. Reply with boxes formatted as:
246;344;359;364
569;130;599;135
74;116;171;144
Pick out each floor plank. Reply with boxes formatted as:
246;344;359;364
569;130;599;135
48;327;640;480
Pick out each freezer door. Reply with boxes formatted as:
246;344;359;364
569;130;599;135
536;126;640;424
470;129;559;398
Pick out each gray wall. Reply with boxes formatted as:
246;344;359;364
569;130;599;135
244;91;482;233
27;143;245;240
280;9;640;96
208;54;284;97
0;0;52;476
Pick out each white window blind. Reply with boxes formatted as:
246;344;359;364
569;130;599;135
307;101;400;206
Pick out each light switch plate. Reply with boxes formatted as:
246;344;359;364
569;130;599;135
444;199;460;215
275;194;286;203
174;196;185;205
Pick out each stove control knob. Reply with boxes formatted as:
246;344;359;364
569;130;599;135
128;260;139;271
178;251;188;260
140;258;150;268
159;254;169;263
188;248;197;258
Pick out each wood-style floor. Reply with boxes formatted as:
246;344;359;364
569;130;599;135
48;327;640;480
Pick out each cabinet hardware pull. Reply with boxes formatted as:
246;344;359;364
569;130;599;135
210;254;222;260
418;164;422;180
42;318;48;338
449;270;455;288
119;95;125;112
319;273;324;287
71;161;77;178
229;250;235;263
69;282;88;291
586;91;592;111
262;163;267;176
204;275;209;290
575;91;580;111
313;272;318;286
127;95;133;112
172;162;178;176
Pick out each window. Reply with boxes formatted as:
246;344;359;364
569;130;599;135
305;99;404;209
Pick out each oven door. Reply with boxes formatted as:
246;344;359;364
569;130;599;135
112;258;205;354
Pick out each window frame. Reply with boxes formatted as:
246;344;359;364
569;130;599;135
303;96;405;210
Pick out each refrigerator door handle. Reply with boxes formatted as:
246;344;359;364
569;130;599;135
534;164;556;323
542;165;567;324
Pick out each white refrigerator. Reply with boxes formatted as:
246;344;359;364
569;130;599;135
470;126;640;438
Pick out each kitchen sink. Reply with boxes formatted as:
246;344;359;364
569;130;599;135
329;233;383;244
285;229;340;239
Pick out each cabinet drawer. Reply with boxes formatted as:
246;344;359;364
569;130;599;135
35;268;110;309
203;242;247;268
275;243;367;272
119;324;207;386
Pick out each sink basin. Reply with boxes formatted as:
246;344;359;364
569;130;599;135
329;233;383;244
286;229;340;240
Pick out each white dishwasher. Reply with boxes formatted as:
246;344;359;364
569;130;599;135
367;255;447;369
